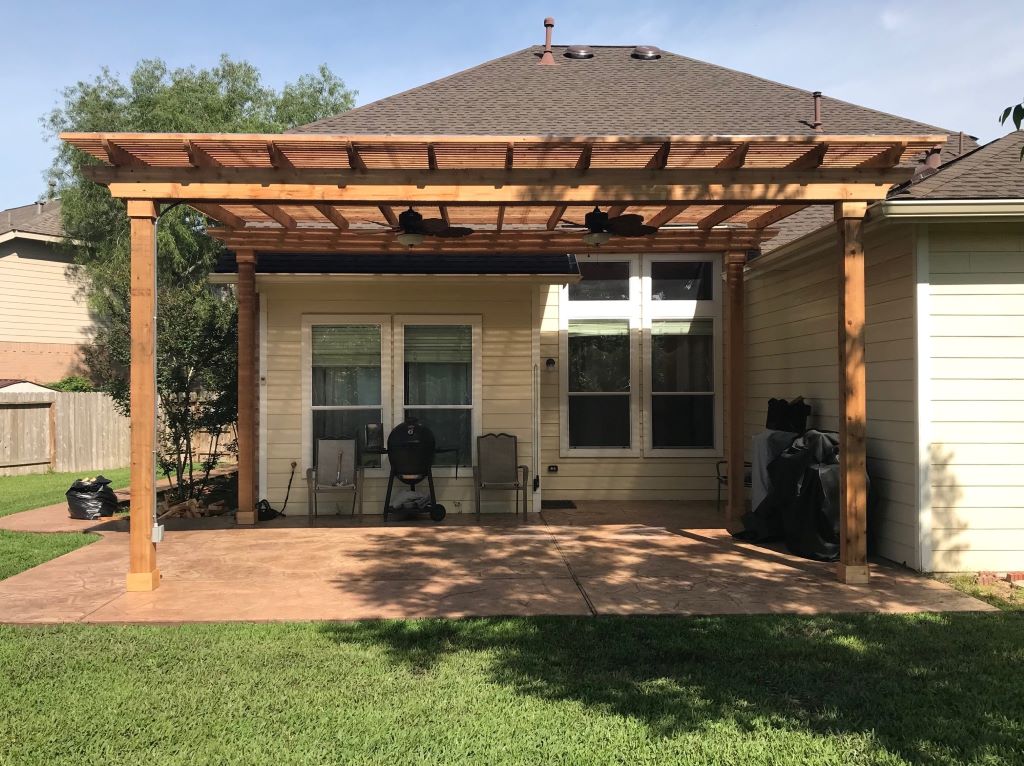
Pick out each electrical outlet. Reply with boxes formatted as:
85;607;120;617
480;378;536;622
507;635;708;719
452;501;462;509
547;465;559;473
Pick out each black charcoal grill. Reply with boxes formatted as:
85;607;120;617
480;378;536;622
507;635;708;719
372;418;449;522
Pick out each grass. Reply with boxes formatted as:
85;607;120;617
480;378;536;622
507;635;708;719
0;467;130;518
1;613;1021;765
942;574;1024;612
0;529;97;580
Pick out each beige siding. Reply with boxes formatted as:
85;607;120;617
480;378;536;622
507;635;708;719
538;284;724;502
744;225;920;568
262;281;534;515
0;240;92;344
927;222;1024;572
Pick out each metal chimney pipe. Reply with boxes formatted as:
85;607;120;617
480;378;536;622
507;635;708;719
539;17;556;65
811;91;823;131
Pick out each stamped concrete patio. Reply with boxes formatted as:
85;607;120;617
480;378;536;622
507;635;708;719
0;503;991;623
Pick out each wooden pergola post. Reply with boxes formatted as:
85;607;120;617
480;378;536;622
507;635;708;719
235;249;257;525
126;200;160;591
724;251;747;527
835;202;870;584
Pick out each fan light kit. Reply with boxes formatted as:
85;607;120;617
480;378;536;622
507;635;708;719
397;231;425;247
583;231;611;246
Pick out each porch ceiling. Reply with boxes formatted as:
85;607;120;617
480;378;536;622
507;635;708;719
62;131;946;254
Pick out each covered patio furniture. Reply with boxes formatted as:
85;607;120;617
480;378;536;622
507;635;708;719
474;433;529;518
306;438;360;523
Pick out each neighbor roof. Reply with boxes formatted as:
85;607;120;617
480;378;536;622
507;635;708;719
893;131;1024;200
0;199;63;239
294;45;962;145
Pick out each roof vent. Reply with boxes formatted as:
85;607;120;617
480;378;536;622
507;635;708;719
631;45;661;60
564;45;594;59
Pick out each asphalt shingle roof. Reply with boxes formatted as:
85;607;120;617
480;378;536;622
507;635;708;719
293;45;962;142
894;130;1024;200
0;200;63;239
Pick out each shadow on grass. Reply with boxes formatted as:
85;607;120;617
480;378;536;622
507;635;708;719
321;612;1024;763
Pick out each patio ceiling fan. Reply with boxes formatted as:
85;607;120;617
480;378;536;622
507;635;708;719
371;207;474;246
560;206;658;245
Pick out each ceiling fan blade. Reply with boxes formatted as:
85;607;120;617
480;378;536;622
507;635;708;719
419;218;450;234
615;224;659;237
433;226;475;238
559;218;586;228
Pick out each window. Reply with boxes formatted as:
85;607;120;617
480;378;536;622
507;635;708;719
650;320;715;448
567;320;631;448
560;254;722;457
401;324;473;466
309;322;386;468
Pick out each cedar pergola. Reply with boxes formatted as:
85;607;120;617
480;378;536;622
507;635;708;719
63;130;946;592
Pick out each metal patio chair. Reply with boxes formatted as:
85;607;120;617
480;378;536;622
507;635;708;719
716;460;753;508
306;438;360;524
473;433;529;519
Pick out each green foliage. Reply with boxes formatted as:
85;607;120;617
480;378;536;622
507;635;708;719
1;614;1023;763
45;375;94;392
43;56;355;501
0;467;130;517
998;101;1024;159
0;530;98;581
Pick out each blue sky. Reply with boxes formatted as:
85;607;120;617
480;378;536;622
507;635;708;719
1;0;1020;210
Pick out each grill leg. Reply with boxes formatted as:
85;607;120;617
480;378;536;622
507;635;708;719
427;471;437;505
384;472;395;521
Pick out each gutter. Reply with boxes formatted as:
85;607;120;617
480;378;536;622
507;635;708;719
208;272;580;286
749;197;1024;274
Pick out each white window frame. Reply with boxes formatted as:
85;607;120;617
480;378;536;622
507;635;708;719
559;254;642;457
393;315;482;475
641;253;723;457
301;314;392;477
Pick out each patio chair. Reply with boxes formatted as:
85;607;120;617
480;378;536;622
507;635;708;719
716;460;753;508
473;433;529;519
306;438;361;524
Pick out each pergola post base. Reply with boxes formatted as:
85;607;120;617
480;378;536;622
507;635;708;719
836;563;871;585
126;569;161;592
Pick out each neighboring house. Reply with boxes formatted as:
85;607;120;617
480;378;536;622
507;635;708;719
747;131;1024;572
63;31;1023;591
0;199;91;383
0;379;54;393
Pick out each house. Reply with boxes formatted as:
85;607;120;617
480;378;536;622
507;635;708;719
747;130;1024;573
61;23;1020;592
0;199;91;383
0;379;54;393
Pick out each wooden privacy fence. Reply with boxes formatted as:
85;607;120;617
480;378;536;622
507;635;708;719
0;392;130;476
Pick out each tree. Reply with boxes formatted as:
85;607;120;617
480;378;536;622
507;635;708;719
44;56;355;502
999;100;1024;159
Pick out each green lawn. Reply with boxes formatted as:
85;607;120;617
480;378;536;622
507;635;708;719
0;467;130;518
1;613;1021;765
0;529;98;580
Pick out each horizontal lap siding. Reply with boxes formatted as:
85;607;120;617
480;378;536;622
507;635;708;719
928;223;1024;572
262;282;534;515
0;241;93;344
745;226;920;568
538;284;721;502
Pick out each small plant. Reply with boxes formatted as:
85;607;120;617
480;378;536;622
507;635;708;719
46;375;94;392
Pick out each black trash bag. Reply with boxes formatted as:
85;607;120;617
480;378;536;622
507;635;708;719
66;475;120;520
735;430;866;562
765;396;812;433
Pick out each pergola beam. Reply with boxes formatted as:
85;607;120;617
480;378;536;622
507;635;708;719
184;139;219;169
87;165;913;187
647;205;690;228
192;203;245;229
748;204;809;229
106;180;898;205
427;144;450;226
716;142;749;169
